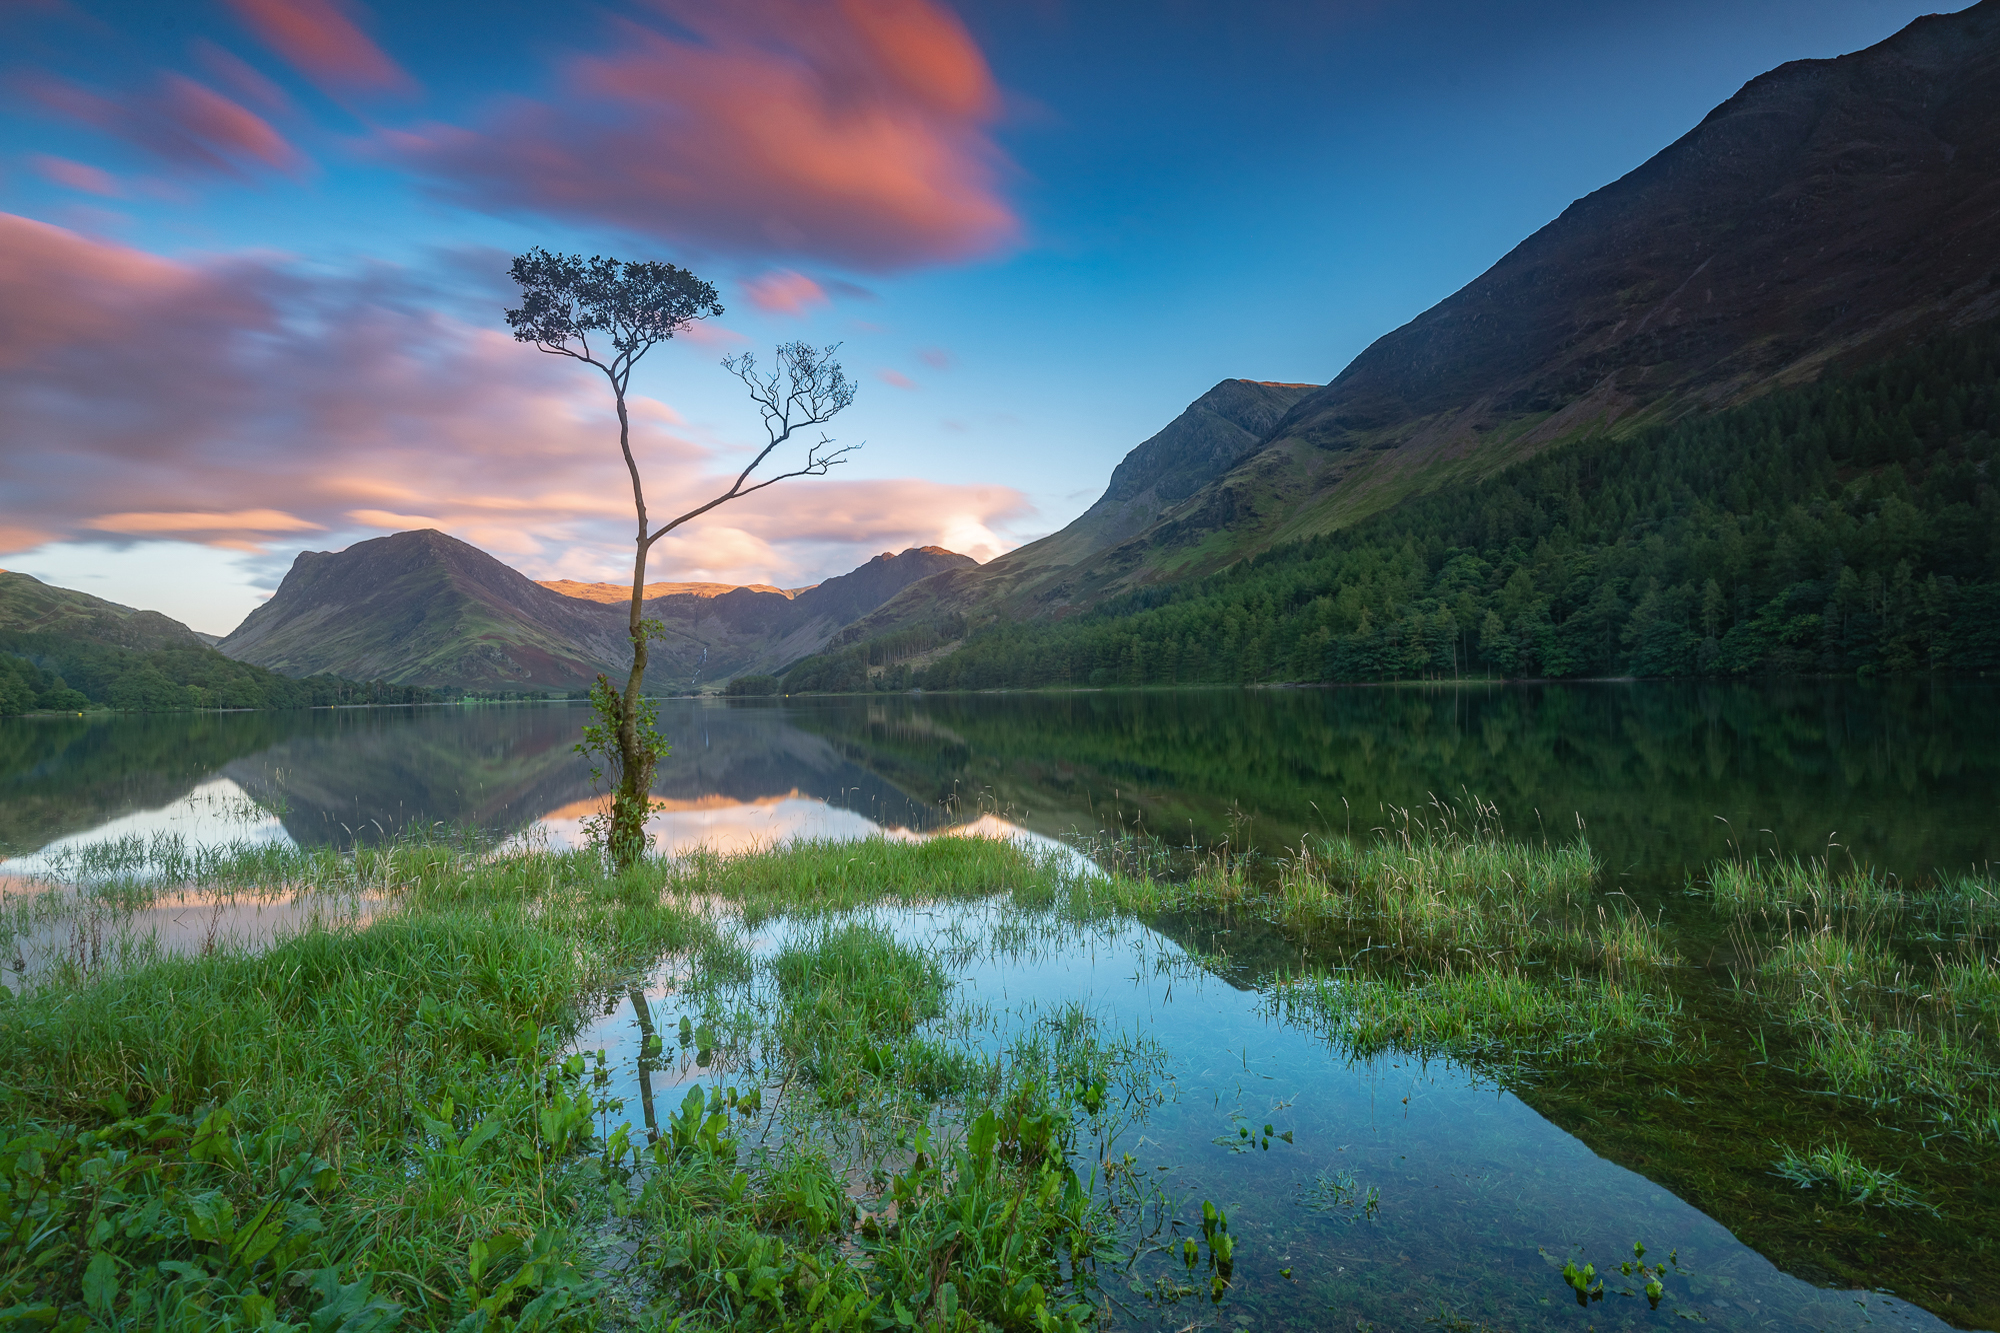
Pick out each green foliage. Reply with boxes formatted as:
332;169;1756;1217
723;674;780;697
769;923;954;1098
0;835;711;1330
1772;1140;1929;1210
875;321;2000;689
0;629;437;715
783;618;966;695
574;673;670;868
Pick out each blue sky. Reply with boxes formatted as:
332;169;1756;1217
0;0;1954;632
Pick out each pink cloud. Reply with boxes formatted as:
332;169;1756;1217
745;269;828;316
877;368;917;390
86;509;325;535
28;72;306;179
192;40;295;116
399;0;1017;271
916;345;952;370
0;215;1030;585
222;0;413;95
30;155;120;197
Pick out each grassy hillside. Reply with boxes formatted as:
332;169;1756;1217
788;321;2000;691
0;572;439;714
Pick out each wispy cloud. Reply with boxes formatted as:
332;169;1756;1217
744;269;828;316
222;0;414;96
27;72;307;179
395;0;1018;271
29;154;121;197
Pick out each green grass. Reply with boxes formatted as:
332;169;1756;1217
1759;925;1897;986
664;835;1094;926
1771;1140;1930;1210
1689;854;2000;1139
1273;966;1680;1069
0;832;1146;1332
1696;855;1901;914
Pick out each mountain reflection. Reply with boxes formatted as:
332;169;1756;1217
1;683;1995;886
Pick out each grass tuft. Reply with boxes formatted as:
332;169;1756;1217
1771;1140;1931;1210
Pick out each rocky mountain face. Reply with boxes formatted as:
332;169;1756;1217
538;579;804;602
833;3;2000;654
645;547;977;685
218;530;974;692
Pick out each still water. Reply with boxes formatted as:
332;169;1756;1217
5;681;1996;882
3;682;1997;1329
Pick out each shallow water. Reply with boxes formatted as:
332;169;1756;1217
575;903;1960;1331
3;681;1996;1327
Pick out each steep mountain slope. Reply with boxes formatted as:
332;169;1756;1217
821;380;1318;644
1117;1;2000;577
219;530;973;691
0;571;208;652
220;530;669;691
780;5;2000;688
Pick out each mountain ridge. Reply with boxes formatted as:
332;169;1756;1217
217;530;976;691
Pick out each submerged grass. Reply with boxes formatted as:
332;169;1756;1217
7;808;1986;1331
1700;857;2000;1142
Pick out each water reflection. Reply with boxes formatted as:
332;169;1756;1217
574;904;1956;1332
3;683;1995;887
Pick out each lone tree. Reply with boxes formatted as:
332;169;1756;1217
506;249;856;867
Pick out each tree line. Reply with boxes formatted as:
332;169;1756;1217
792;321;2000;692
0;631;440;715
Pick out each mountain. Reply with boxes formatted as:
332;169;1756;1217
642;547;977;682
834;3;2000;658
0;571;434;714
1113;2;2000;577
218;529;975;691
220;530;671;691
818;379;1319;645
0;570;208;652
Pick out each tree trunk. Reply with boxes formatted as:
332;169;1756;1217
610;390;655;868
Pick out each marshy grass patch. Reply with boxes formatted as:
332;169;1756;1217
1271;964;1681;1069
1759;923;1898;986
1708;868;2000;1141
1771;1139;1931;1210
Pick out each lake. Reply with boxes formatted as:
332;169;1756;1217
6;681;1997;883
3;681;1997;1329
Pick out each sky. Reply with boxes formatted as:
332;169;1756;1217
0;0;1960;634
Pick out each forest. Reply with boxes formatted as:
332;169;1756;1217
799;321;2000;692
0;631;439;714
